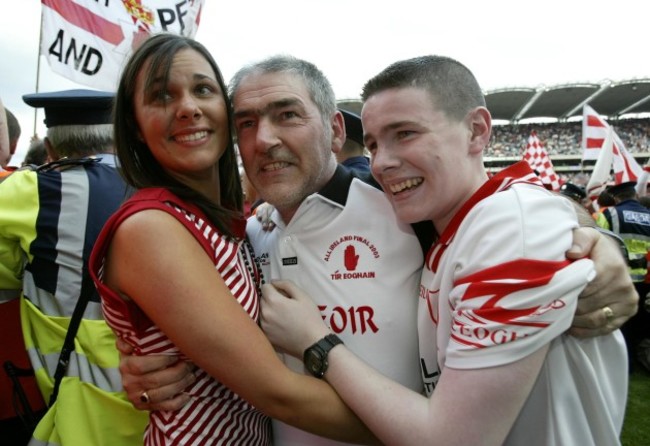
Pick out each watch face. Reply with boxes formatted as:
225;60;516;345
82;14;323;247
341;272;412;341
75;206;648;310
305;349;324;376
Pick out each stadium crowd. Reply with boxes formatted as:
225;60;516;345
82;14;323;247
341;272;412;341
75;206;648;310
487;117;650;157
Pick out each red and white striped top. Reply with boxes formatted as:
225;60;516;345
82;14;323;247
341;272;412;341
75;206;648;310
93;193;270;445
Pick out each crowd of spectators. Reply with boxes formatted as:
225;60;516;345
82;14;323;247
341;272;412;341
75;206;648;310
487;117;650;158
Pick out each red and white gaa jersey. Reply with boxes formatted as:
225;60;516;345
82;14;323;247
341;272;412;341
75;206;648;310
419;163;627;445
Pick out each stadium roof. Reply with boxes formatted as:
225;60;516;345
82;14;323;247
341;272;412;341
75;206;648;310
339;79;650;124
486;79;650;122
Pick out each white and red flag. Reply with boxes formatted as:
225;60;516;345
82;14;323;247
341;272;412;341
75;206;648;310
583;106;642;197
635;164;650;197
585;125;614;202
610;134;643;185
40;0;204;91
581;104;628;161
522;131;561;191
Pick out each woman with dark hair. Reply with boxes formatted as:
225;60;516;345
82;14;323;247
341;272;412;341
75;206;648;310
89;33;373;445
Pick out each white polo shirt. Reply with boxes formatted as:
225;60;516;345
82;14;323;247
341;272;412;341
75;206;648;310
248;166;426;446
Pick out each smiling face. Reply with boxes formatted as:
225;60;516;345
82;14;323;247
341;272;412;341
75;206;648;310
232;71;343;222
362;86;489;233
133;48;229;197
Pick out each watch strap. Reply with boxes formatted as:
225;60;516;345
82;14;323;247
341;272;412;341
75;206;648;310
320;333;343;350
304;334;344;378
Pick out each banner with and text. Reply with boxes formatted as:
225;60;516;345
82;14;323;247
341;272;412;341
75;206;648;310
41;0;204;91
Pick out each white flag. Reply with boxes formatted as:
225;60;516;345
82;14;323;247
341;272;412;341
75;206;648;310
40;0;204;91
635;166;650;197
585;125;614;201
586;121;644;203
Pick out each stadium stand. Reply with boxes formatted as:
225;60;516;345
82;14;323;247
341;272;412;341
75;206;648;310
338;78;650;185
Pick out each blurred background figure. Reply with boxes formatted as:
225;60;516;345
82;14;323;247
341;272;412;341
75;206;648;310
559;182;587;205
21;136;48;168
593;189;616;224
336;110;370;174
597;181;650;372
0;104;22;178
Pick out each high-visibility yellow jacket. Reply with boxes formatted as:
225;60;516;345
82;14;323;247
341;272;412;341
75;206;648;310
0;156;147;445
598;199;650;283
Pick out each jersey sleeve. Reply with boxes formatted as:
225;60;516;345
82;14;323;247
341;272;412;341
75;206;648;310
443;186;596;369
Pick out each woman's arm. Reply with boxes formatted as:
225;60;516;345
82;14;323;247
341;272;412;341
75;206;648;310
105;209;378;444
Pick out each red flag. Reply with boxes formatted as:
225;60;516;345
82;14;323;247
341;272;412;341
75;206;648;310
522;131;561;191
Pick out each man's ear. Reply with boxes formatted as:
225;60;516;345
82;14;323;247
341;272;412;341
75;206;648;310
330;110;346;155
467;106;492;155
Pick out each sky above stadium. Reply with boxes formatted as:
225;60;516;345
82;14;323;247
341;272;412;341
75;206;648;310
1;0;648;164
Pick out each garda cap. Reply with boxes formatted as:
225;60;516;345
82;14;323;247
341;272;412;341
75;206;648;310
339;109;363;146
22;89;114;128
559;182;586;202
607;181;637;198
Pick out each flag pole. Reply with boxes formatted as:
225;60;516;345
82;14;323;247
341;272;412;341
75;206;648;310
33;6;44;136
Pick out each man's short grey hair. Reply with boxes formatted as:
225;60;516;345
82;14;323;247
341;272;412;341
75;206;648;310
229;55;337;125
46;123;113;158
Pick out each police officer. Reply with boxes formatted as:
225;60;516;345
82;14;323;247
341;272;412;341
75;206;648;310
0;89;147;445
598;181;650;371
559;182;587;205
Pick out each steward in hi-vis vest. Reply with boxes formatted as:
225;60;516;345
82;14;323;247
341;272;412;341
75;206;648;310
598;180;650;372
600;182;650;283
0;89;147;445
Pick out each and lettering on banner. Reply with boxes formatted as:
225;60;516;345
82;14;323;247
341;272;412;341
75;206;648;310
41;0;204;90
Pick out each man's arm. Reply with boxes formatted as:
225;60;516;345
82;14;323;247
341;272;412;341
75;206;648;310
567;226;638;337
116;338;195;411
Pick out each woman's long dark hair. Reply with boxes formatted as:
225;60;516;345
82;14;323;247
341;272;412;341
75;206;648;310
114;33;243;238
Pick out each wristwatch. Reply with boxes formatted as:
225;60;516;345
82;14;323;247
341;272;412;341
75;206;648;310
303;334;344;378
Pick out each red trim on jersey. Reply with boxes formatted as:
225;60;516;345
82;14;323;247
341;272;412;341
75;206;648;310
426;161;543;273
453;258;571;327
